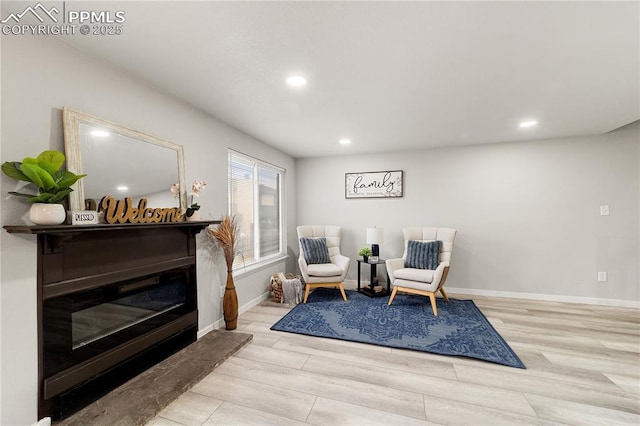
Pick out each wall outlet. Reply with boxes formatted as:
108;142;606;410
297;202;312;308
597;272;607;282
600;205;610;216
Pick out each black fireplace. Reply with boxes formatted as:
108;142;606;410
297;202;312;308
43;266;195;378
4;221;215;420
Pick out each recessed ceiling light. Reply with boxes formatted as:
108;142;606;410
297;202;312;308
286;75;307;87
117;186;129;191
339;138;352;145
519;120;538;128
91;129;110;137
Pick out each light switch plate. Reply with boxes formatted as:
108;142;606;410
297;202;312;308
598;272;607;282
600;205;610;216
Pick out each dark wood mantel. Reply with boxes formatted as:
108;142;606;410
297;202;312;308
4;220;221;234
5;220;221;298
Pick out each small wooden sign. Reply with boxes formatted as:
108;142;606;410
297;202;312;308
99;196;183;224
71;210;99;225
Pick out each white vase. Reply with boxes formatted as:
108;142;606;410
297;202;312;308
186;210;201;221
29;203;66;225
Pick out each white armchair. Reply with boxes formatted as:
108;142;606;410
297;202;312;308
297;225;350;303
386;227;457;316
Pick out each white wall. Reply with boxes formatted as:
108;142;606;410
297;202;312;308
0;35;296;425
297;123;639;305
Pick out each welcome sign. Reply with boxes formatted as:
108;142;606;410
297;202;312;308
99;196;182;224
345;170;404;199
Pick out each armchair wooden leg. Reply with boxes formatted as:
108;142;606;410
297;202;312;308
303;282;346;303
429;293;438;316
387;285;440;316
439;287;449;302
303;284;311;303
338;283;347;301
388;286;399;305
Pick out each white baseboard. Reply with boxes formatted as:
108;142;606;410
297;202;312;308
31;418;51;426
446;286;640;309
239;291;271;316
197;291;271;339
197;323;217;339
344;279;358;289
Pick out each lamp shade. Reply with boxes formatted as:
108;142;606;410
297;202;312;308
366;227;383;244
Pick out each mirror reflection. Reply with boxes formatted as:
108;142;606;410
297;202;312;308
63;108;186;213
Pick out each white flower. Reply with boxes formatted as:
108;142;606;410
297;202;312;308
191;180;207;197
170;183;180;198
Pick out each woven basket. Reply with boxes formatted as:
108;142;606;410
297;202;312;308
270;273;303;303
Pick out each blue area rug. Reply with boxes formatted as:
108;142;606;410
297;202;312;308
271;288;525;368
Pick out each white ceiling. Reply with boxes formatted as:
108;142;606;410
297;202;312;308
6;1;640;158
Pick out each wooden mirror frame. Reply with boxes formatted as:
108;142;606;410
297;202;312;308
62;107;187;213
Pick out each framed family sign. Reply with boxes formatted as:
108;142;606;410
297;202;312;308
345;170;404;199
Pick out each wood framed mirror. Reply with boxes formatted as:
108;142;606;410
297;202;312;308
63;108;186;213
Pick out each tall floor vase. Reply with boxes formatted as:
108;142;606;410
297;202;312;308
223;270;238;330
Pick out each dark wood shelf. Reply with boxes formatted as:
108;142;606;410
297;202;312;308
3;220;221;234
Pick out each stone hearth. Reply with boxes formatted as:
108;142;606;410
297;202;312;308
58;330;252;426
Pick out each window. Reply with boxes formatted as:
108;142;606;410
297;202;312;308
228;150;284;270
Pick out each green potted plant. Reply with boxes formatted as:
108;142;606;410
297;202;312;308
358;246;373;262
1;150;86;225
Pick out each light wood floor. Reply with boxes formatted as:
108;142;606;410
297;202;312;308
147;288;640;425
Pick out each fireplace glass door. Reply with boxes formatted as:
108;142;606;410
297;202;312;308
43;266;196;378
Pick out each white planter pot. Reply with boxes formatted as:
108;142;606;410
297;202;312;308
29;203;66;225
186;211;201;221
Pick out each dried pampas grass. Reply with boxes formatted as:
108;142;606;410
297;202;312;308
207;215;239;271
